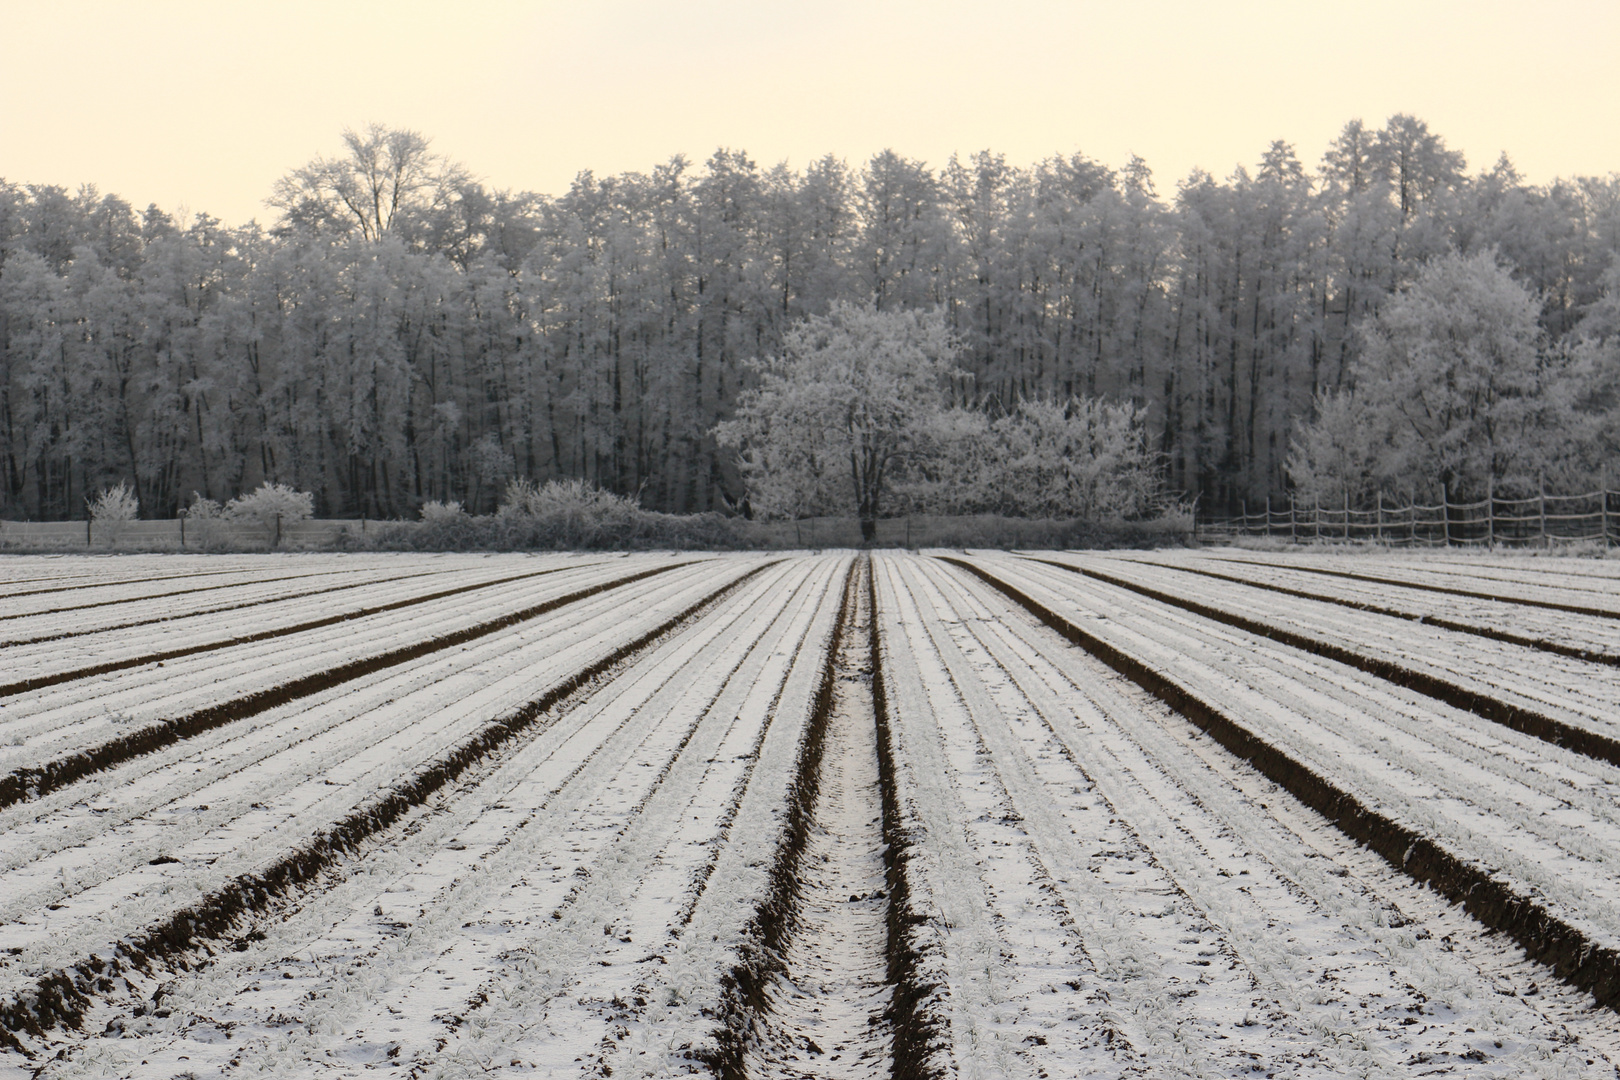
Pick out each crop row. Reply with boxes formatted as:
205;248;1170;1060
4;551;1620;1077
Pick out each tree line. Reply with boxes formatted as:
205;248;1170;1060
1;117;1617;522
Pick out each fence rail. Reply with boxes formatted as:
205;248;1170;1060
1198;489;1617;548
0;518;396;551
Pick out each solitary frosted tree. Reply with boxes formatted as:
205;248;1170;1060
714;303;961;542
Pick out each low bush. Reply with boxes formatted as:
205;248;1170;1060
225;482;315;532
87;482;139;523
352;479;745;551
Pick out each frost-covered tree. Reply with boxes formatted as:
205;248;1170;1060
977;397;1165;519
1288;251;1551;503
268;124;473;248
5;117;1620;524
224;481;314;534
714;303;962;541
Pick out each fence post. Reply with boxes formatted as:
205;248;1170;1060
1441;481;1451;546
1265;496;1272;538
1376;492;1384;544
275;513;282;549
180;515;186;549
1289;496;1296;542
1343;491;1350;541
1540;474;1548;549
1240;499;1248;536
1604;466;1611;550
86;519;92;547
1486;474;1494;550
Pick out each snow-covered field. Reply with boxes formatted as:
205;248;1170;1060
3;549;1620;1078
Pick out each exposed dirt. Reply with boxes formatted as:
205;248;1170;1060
747;558;894;1080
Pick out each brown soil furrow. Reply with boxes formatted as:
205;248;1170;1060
941;557;1620;1016
0;563;589;696
0;561;773;1054
0;565;301;601
709;559;857;1077
0;567;452;648
0;562;691;812
1035;559;1620;771
710;555;923;1080
1211;557;1620;619
1119;557;1620;667
418;561;831;1073
0;568;409;622
867;558;940;1080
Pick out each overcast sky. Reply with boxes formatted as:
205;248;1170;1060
2;0;1616;227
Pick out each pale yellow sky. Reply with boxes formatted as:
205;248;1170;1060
2;0;1616;227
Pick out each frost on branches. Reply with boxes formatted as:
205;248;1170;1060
86;481;139;523
715;303;1170;537
223;482;315;533
1287;250;1620;507
715;303;963;542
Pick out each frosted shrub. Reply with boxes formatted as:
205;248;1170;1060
225;481;315;533
915;396;1170;522
983;397;1166;520
87;481;139;523
419;499;466;523
359;478;738;551
183;492;222;519
86;481;139;544
498;478;634;519
496;478;642;547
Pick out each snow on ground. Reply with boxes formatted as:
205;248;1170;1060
2;549;1620;1078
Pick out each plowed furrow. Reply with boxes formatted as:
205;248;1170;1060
0;561;775;1052
0;562;691;811
0;563;588;696
416;561;844;1079
1043;559;1620;770
1211;556;1620;619
0;567;719;929
1121;556;1620;666
996;558;1620;929
0;566;453;647
718;558;896;1080
0;567;412;621
0;564;311;602
930;560;1620;1076
941;557;1620;1015
131;560;831;1079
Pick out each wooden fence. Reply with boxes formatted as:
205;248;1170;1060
1198;487;1617;548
